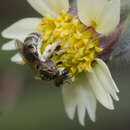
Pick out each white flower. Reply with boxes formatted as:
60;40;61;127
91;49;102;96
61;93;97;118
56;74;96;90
1;0;120;126
62;58;119;126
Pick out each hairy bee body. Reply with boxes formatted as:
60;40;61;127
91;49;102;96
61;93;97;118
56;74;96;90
16;32;71;87
22;33;41;64
36;59;58;80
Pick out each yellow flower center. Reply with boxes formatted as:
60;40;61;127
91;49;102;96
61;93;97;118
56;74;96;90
37;10;102;81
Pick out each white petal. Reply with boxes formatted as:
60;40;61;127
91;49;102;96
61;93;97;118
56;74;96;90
77;103;86;126
1;40;17;51
96;58;119;93
77;83;96;124
2;18;41;41
11;53;24;64
82;84;96;122
27;0;69;17
94;58;119;101
77;0;120;35
86;70;114;110
62;84;77;120
62;73;96;126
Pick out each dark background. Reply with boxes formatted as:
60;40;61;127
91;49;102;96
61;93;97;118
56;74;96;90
0;0;130;129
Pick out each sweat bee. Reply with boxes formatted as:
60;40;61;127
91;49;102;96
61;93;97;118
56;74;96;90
15;32;70;87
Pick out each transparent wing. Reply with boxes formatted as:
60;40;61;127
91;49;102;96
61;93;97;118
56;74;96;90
14;39;26;64
15;39;23;51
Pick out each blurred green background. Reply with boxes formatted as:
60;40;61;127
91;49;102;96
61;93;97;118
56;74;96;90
0;0;130;130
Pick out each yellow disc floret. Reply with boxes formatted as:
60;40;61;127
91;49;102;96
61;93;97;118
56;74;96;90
37;10;102;81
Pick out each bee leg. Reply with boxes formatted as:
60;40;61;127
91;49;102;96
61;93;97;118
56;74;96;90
50;50;65;60
53;50;65;56
42;41;61;61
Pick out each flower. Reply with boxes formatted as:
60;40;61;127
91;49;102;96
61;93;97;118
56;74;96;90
1;0;121;126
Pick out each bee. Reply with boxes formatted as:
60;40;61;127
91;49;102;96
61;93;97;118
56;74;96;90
55;68;70;86
15;32;71;86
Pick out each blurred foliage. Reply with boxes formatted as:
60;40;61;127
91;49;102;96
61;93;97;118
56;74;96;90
0;0;130;130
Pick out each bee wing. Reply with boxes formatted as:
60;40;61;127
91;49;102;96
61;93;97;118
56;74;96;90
15;39;23;51
14;39;27;64
110;15;130;68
